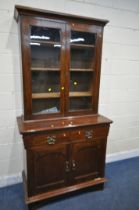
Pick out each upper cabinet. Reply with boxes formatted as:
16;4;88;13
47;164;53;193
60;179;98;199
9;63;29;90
14;5;108;120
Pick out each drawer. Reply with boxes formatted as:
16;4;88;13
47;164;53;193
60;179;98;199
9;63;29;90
24;131;70;148
69;126;109;142
23;125;109;148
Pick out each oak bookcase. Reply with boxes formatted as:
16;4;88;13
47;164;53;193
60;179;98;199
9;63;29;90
14;5;112;209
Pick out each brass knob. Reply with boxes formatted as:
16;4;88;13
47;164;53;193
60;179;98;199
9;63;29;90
61;86;64;90
72;160;76;171
65;161;70;172
47;136;56;144
85;131;93;139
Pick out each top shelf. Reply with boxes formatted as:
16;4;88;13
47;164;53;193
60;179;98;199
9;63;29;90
31;67;94;72
71;43;95;49
30;39;61;46
30;39;95;49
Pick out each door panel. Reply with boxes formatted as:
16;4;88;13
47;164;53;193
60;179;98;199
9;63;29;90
21;17;66;118
22;16;103;119
71;140;103;184
65;24;99;114
30;26;61;114
69;30;96;112
64;23;103;115
29;144;68;194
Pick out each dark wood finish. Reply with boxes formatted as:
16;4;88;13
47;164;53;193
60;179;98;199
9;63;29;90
17;114;112;134
15;5;112;210
15;5;107;120
19;17;66;119
14;5;109;25
18;115;111;209
27;144;68;196
71;140;104;184
23;170;107;204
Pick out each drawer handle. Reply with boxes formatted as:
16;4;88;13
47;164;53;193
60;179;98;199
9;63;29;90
65;161;70;172
47;136;56;145
72;160;76;171
85;131;93;139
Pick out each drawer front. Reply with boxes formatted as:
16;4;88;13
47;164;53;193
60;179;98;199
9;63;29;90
23;125;109;149
24;131;70;148
69;126;109;142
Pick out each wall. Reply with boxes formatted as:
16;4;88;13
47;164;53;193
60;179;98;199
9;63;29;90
0;0;139;186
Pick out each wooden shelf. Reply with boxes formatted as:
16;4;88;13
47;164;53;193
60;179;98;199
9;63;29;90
69;91;92;97
31;67;60;71
31;67;93;72
70;68;93;72
32;92;60;99
32;91;92;99
31;40;94;48
71;43;95;49
31;40;61;46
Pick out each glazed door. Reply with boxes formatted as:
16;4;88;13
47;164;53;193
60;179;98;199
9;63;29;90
21;17;103;119
21;17;66;119
66;23;103;115
28;144;68;195
71;141;102;184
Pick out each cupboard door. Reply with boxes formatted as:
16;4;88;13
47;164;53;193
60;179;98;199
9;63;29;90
21;17;66;119
28;144;68;195
69;30;96;112
71;140;104;184
66;23;103;114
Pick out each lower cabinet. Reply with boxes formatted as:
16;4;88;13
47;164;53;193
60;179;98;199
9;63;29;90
26;135;107;196
28;144;68;195
18;117;112;210
71;140;105;184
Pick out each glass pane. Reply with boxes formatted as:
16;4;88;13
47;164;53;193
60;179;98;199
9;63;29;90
71;31;96;45
70;48;95;69
70;97;92;110
30;26;61;115
31;26;60;42
31;45;60;69
32;99;60;114
70;72;92;92
69;30;96;111
32;71;60;93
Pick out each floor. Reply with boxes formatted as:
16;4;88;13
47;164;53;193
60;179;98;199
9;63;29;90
0;157;139;210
